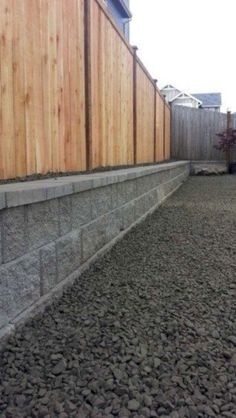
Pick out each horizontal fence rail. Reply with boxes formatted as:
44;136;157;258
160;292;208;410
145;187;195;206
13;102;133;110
171;105;234;161
0;0;170;180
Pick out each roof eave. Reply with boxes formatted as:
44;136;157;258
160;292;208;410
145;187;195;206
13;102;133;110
169;91;202;105
201;104;221;108
117;0;132;18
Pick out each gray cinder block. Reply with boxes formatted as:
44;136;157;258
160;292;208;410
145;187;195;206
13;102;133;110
2;206;27;263
115;180;136;208
0;251;40;321
145;189;158;211
91;186;112;219
122;201;135;229
105;210;123;242
72;191;92;228
56;231;81;282
40;243;57;295
27;200;59;250
81;217;107;263
59;196;72;236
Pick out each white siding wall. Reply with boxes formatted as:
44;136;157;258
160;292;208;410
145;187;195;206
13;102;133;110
173;97;199;108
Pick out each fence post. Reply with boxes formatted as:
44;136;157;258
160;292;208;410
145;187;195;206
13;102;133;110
226;110;232;171
132;46;138;165
84;0;92;170
153;79;158;162
163;95;166;160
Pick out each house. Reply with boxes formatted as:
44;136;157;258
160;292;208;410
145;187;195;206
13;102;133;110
160;85;181;102
192;93;222;112
105;0;132;40
161;85;201;108
160;85;222;111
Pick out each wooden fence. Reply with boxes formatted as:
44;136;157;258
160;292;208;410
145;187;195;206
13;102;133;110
171;105;236;161
0;0;170;180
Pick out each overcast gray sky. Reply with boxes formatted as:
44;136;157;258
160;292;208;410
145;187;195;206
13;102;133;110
130;0;236;112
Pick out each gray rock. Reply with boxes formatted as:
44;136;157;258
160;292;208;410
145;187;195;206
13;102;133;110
127;399;140;411
227;336;236;346
52;358;67;375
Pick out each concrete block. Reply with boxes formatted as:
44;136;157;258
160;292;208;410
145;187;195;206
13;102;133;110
0;192;6;210
1;206;27;263
56;231;81;282
0;217;2;265
40;243;57;295
0;310;9;329
191;162;227;175
122;201;136;229
157;185;165;203
145;189;158;211
81;217;107;262
134;195;147;220
113;180;136;208
92;176;108;189
72;179;93;193
5;186;47;208
0;251;40;321
72;190;92;228
59;196;72;236
27;199;59;250
161;180;172;197
46;183;73;200
91;186;112;219
136;176;152;196
105;210;123;242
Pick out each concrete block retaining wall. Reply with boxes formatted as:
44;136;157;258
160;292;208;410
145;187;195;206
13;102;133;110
0;161;190;339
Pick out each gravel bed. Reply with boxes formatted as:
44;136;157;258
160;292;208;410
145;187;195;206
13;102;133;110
1;176;236;418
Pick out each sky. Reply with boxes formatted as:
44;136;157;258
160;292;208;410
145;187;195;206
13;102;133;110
130;0;236;112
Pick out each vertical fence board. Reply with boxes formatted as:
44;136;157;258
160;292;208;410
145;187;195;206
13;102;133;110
12;0;27;177
0;0;16;179
136;62;155;164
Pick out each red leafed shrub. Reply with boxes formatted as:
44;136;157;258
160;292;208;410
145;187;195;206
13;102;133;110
214;128;236;152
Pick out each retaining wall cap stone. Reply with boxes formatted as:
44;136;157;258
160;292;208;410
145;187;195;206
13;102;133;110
0;162;190;210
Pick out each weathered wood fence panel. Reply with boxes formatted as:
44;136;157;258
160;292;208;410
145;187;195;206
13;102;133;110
0;0;170;180
171;106;227;160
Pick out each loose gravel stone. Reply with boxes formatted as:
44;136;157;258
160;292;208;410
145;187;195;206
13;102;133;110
127;399;140;411
0;176;236;417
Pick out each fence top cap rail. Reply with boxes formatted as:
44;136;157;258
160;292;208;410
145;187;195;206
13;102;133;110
0;162;189;210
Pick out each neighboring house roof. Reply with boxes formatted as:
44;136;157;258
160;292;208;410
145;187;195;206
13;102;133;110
192;93;222;107
169;91;202;105
161;84;177;90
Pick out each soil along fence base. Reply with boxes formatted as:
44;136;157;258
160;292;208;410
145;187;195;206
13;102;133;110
0;162;189;341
